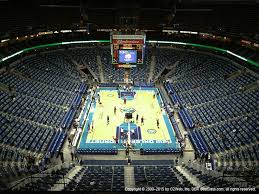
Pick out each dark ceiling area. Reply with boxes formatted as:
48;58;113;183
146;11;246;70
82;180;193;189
0;0;258;40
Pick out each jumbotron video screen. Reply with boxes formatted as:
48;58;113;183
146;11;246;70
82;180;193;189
118;50;137;64
111;32;146;67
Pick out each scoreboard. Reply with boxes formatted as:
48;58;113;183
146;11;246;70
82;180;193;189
111;33;145;68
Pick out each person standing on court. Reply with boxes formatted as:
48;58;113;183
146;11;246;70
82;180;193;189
136;114;139;123
107;115;110;125
141;116;144;125
88;123;91;133
114;106;117;115
125;148;129;158
157;118;160;128
124;96;127;104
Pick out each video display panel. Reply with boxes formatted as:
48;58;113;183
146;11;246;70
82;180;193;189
118;50;137;64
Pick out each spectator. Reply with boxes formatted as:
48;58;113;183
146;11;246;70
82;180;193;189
175;157;179;165
68;137;72;146
71;151;74;161
127;156;132;165
60;151;64;163
194;152;198;160
74;151;79;162
45;152;50;165
125;148;129;158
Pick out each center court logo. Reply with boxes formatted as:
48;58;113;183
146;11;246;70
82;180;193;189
120;107;136;113
147;129;157;134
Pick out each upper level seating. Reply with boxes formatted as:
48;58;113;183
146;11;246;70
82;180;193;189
68;48;99;76
0;91;65;127
0;73;75;107
191;112;258;154
129;47;151;81
177;74;256;106
43;51;80;76
99;47;125;82
155;48;185;76
163;49;259;167
189;91;259;126
165;50;258;122
16;57;81;92
0;113;55;152
0;49;87;181
169;55;237;88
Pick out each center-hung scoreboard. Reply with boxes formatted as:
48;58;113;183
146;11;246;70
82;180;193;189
111;32;146;68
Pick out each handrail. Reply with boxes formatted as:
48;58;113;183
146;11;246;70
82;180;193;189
8;162;72;190
8;173;74;191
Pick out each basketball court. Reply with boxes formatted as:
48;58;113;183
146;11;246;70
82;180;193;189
78;87;180;151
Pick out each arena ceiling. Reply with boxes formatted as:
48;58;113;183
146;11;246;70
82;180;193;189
0;0;258;39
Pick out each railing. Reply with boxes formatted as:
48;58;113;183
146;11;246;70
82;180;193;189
7;162;73;191
189;162;252;188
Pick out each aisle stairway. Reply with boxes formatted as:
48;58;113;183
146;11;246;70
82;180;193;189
124;166;135;189
50;165;82;191
96;55;104;83
175;166;203;188
148;56;156;82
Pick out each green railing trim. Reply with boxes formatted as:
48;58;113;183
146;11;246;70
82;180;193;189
148;40;258;67
0;40;258;68
23;42;62;52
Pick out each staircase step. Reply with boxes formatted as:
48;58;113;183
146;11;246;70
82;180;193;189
124;166;135;188
148;55;156;82
97;55;104;83
50;165;82;191
175;166;203;188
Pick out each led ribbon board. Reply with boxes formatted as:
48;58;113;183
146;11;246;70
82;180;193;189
0;40;258;68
